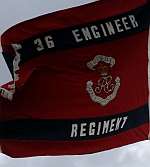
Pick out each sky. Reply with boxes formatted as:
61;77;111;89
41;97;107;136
0;0;150;167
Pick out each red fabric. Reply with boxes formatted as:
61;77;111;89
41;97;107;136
1;33;149;120
0;0;149;157
1;124;148;158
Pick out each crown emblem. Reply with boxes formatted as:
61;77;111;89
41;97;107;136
86;55;120;106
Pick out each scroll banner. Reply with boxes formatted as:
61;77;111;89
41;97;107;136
0;0;150;158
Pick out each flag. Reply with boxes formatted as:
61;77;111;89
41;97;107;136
0;0;150;158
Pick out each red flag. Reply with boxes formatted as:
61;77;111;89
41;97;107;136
0;0;150;158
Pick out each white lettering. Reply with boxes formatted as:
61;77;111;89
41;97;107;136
121;116;128;129
114;19;124;32
0;88;13;100
105;22;115;35
81;27;92;41
70;116;129;138
11;44;21;83
80;123;87;137
122;17;131;30
34;38;44;51
102;120;110;134
97;122;102;135
129;15;138;28
100;24;108;37
115;117;122;130
11;44;22;53
109;118;116;132
71;124;78;137
89;122;96;136
90;25;101;38
72;29;83;42
45;35;55;48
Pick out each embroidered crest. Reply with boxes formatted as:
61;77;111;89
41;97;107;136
86;55;120;106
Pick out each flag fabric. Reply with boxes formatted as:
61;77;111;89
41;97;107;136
0;0;150;158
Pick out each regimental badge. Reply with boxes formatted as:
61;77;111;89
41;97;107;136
86;55;121;106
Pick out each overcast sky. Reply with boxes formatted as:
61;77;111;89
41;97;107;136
0;0;150;167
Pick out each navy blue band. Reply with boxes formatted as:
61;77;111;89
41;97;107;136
2;3;150;75
0;104;149;141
